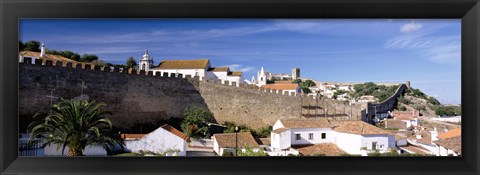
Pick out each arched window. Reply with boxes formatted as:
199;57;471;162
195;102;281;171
142;64;146;70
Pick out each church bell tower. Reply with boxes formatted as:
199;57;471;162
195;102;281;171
139;49;154;71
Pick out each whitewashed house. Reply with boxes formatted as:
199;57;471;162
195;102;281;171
270;118;395;156
122;124;190;156
206;67;243;86
151;59;211;80
407;129;438;155
433;128;461;156
212;132;260;156
262;83;300;95
330;121;396;155
434;136;461;156
338;85;351;91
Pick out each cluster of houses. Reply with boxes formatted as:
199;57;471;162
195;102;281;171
381;110;461;156
246;66;301;96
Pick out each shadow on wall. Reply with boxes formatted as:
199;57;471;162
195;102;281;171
18;63;211;131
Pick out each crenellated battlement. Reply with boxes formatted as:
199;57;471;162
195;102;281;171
19;58;366;129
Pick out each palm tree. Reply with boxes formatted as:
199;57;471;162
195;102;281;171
28;99;123;156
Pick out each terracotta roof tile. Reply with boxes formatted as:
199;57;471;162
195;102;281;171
434;136;461;154
160;124;190;141
330;121;394;135
293;144;347;156
19;51;80;65
399;145;430;155
272;127;290;134
437;128;461;140
121;134;147;140
384;119;407;129
261;84;299;91
153;59;209;69
208;67;229;72
213;132;259;148
279;118;331;129
408;130;432;145
228;71;242;76
255;138;271;146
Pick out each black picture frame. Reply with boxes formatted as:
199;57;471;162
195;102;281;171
1;0;479;175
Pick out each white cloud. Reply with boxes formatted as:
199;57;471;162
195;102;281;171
384;30;460;64
400;22;422;33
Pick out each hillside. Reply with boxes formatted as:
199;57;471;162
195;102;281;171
394;88;461;117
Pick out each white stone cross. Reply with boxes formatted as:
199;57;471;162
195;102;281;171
46;89;58;107
79;80;87;96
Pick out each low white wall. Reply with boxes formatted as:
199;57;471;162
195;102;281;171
44;144;107;156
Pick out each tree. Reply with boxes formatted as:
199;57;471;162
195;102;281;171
292;79;302;84
302;80;316;87
398;105;407;111
23;40;41;52
80;53;99;62
180;107;215;138
27;99;123;156
19;41;25;51
126;57;137;69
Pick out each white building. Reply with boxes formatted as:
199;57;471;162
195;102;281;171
138;49;154;72
270;118;396;156
150;59;211;80
261;83;300;95
206;67;243;86
338;85;351;91
433;128;461;156
212;132;260;156
147;57;243;86
123;124;190;156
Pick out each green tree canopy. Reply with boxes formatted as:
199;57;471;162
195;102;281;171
19;41;26;51
126;56;137;69
181;107;215;138
23;40;41;52
80;53;99;62
27;99;123;156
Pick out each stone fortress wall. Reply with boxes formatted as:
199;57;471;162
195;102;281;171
19;58;367;130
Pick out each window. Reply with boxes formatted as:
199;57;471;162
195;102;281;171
308;133;314;140
295;134;301;140
321;133;326;139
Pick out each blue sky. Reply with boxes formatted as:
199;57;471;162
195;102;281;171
19;19;461;104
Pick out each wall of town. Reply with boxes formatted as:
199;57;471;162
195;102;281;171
365;84;408;123
19;59;367;130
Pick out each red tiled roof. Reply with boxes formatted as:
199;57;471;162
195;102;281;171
437;128;461;140
279;118;331;129
330;121;394;135
272;127;290;134
160;124;190;141
293;144;347;156
213;132;259;148
121;134;147;140
262;84;299;91
434;136;461;154
153;59;209;69
255;138;271;145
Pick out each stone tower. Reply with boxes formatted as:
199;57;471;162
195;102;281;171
292;68;300;80
406;81;411;89
139;49;154;72
257;66;267;87
40;43;46;58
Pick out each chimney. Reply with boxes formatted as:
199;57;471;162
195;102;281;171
416;135;422;139
40;43;46;57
